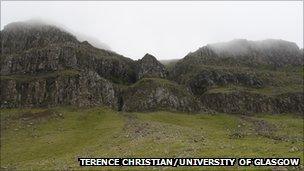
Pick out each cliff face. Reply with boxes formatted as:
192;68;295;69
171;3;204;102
0;21;184;112
200;91;303;114
0;21;78;55
1;70;118;108
189;39;303;67
170;39;303;114
1;21;139;80
0;22;131;109
1;21;303;114
136;53;168;79
1;41;137;84
187;69;264;95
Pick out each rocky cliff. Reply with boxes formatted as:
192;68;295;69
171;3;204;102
0;22;137;84
188;39;303;67
200;91;303;114
0;21;78;55
136;53;168;79
0;21;186;112
1;70;118;108
170;39;303;114
1;21;303;114
0;22;131;109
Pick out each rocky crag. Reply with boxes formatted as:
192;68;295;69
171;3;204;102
170;39;303;114
1;21;303;114
136;53;168;79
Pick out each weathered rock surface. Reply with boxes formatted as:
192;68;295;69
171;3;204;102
121;78;202;112
171;39;303;83
0;22;137;84
189;39;303;67
188;69;263;95
1;70;119;108
136;53;168;79
168;39;303;114
200;91;303;114
0;21;303;114
0;21;78;55
0;42;137;84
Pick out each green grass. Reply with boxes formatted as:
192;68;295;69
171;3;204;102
1;107;303;170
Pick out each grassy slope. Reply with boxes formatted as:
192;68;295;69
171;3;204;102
1;107;303;170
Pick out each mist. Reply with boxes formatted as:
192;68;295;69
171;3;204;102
3;18;112;51
207;39;302;57
1;1;303;60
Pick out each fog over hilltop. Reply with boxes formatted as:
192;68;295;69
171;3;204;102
1;1;302;59
0;18;303;113
207;39;302;57
2;19;111;51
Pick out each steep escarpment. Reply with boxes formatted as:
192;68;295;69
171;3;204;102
0;21;78;55
0;22;133;109
187;69;264;95
1;70;119;108
188;39;303;67
200;91;303;114
170;39;303;114
1;21;303;114
1;21;137;82
0;21;198;112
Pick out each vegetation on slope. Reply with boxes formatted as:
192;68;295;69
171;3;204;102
1;107;303;170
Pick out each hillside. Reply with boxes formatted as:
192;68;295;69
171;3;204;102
170;39;303;114
1;21;303;114
0;20;303;170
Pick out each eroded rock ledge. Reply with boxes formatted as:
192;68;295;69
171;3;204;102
1;21;303;114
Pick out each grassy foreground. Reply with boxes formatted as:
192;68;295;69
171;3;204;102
1;107;303;170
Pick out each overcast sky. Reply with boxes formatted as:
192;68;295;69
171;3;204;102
1;1;303;60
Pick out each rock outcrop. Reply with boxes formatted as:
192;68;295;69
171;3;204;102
0;21;78;55
0;21;132;109
0;22;137;84
121;78;202;112
169;39;303;114
1;21;303;114
189;39;303;67
200;91;303;114
136;53;168;79
1;70;119;109
187;69;264;95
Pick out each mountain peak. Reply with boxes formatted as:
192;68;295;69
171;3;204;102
2;20;70;34
1;21;78;55
4;20;48;30
142;53;158;60
189;39;303;67
137;53;168;79
207;39;300;52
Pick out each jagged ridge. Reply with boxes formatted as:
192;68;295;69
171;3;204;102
1;21;303;114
